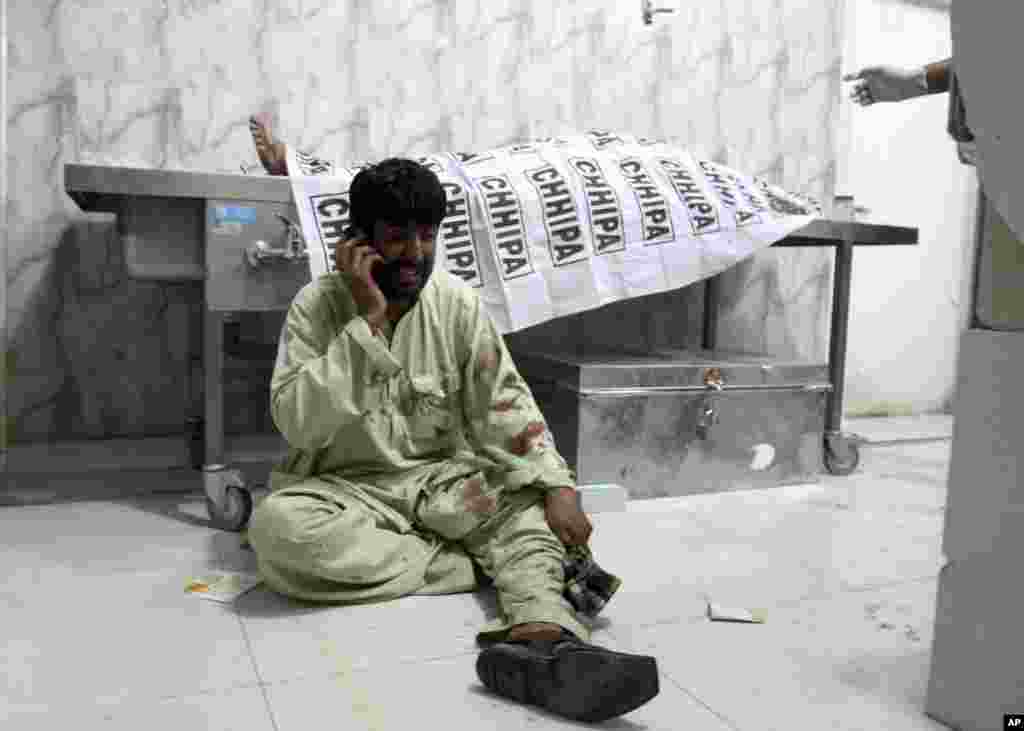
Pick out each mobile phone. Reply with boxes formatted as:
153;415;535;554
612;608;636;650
333;226;353;273
342;225;367;242
339;225;383;284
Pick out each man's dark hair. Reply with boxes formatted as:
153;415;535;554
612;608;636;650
349;158;447;238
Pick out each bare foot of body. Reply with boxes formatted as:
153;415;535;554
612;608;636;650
248;113;288;175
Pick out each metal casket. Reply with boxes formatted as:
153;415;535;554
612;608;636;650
512;347;831;499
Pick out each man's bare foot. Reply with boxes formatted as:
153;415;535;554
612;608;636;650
248;113;288;175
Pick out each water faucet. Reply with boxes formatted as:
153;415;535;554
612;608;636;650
642;0;676;25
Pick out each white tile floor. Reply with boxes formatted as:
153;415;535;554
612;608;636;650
2;430;955;730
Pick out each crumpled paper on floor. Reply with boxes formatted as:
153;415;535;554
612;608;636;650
185;571;262;604
706;601;767;624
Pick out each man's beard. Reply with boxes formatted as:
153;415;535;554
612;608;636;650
371;254;434;304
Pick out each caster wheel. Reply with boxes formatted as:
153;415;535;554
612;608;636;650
824;437;861;476
206;485;254;532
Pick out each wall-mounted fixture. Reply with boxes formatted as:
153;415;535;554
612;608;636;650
642;0;676;25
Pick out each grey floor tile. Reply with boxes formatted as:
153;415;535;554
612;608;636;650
2;566;258;707
0;496;257;578
264;649;736;731
236;585;619;685
0;425;959;730
585;479;945;632
608;579;947;731
4;685;276;731
1;499;261;708
844;415;953;444
853;442;952;489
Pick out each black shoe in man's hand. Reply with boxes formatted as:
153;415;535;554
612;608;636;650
562;543;623;618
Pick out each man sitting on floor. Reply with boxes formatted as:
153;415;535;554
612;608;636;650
245;116;659;723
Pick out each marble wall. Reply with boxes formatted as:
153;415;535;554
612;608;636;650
4;0;843;448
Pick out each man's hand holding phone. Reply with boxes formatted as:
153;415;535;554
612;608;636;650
334;232;388;331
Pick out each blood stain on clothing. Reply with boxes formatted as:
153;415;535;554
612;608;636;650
492;396;519;412
510;421;546;456
463;476;497;514
476;347;499;377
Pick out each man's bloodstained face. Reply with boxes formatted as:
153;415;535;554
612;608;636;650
369;220;438;303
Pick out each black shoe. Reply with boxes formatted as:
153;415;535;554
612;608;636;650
476;636;659;723
562;544;623;618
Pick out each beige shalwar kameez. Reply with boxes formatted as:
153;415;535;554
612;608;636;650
247;269;590;641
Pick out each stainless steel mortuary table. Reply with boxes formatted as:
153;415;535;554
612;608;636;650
64;164;918;530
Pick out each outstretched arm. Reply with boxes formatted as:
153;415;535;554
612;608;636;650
844;58;952;105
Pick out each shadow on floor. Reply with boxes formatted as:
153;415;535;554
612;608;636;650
465;684;653;729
